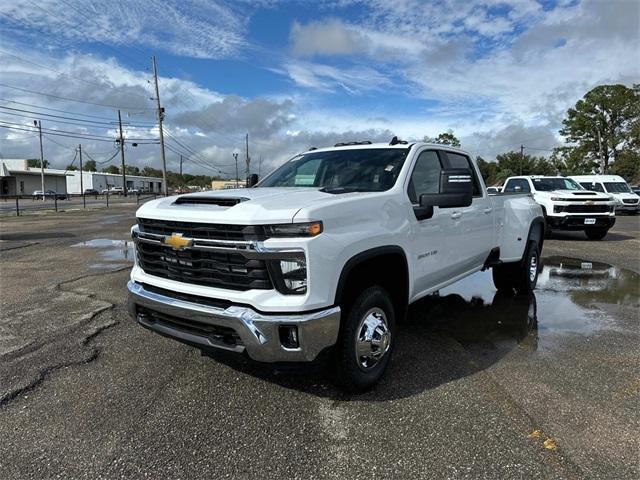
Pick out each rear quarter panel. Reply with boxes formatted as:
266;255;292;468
490;194;543;262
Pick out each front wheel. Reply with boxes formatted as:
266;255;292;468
585;228;608;240
492;241;540;294
334;286;395;392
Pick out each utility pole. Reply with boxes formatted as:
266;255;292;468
258;154;262;179
151;55;168;196
520;145;524;175
118;110;127;196
34;120;45;201
78;144;85;208
596;127;604;173
245;133;250;186
179;154;183;176
233;152;239;187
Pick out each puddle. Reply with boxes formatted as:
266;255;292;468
72;238;134;267
431;256;639;353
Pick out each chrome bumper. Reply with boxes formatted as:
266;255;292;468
127;281;341;362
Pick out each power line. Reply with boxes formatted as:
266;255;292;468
0;98;153;122
0;83;154;111
0;105;156;127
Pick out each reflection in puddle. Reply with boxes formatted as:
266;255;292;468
431;256;639;353
72;238;134;267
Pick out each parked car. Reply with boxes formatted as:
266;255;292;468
502;175;615;240
486;186;501;194
101;187;124;195
127;140;544;391
632;186;640;196
32;190;67;200
84;188;99;195
570;175;640;215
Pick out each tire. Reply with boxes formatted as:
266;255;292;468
334;286;395;392
492;241;540;295
585;228;608;240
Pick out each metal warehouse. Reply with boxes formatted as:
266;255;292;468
66;171;165;194
0;159;69;196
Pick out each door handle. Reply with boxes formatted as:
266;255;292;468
483;207;493;214
451;211;462;219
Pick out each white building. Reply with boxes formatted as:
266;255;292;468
0;159;69;196
66;171;164;194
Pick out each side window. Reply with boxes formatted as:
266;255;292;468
445;152;481;196
408;150;442;203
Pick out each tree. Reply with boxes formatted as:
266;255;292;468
125;165;140;175
27;159;49;168
424;131;461;147
611;149;640;184
559;84;639;173
476;157;499;186
65;164;77;171
549;146;596;176
84;159;97;171
494;151;539;181
102;165;120;174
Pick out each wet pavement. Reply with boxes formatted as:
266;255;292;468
0;208;638;479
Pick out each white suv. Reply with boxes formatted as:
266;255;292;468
502;176;615;240
570;175;640;215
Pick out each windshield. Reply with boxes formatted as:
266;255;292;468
259;148;409;191
259;148;408;192
603;182;631;193
532;177;583;191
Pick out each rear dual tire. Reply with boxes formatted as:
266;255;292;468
492;241;540;294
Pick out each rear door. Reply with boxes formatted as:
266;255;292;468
441;151;494;271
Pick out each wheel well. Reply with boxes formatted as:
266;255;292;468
335;248;409;322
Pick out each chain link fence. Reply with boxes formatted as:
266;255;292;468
0;192;160;216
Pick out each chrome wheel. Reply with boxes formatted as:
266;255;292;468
354;307;391;370
529;252;538;283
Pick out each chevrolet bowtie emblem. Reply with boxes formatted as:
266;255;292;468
585;200;594;205
162;233;193;251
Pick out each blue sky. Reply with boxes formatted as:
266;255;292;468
0;0;637;176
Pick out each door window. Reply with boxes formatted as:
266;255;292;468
580;182;605;193
408;150;442;203
444;152;482;196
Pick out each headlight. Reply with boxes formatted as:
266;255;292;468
263;221;322;238
267;255;307;294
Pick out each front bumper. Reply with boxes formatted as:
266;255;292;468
546;215;616;230
127;281;341;362
615;203;639;212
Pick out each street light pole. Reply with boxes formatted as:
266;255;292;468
233;152;239;188
118;110;127;197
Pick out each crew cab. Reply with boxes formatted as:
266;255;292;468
502;175;615;240
570;175;640;215
127;140;544;391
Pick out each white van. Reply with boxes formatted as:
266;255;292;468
570;175;640;215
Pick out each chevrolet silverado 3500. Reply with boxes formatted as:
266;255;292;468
128;141;544;391
502;175;615;240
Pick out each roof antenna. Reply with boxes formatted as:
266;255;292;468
389;136;399;145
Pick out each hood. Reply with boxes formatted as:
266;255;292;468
135;187;369;224
534;189;611;200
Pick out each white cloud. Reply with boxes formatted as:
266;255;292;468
0;0;247;59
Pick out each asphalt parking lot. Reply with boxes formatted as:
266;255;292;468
0;207;638;479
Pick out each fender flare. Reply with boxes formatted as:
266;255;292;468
333;245;409;307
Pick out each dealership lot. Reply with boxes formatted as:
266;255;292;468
0;207;638;479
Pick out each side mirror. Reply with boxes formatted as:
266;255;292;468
414;168;473;220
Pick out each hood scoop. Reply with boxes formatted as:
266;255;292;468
571;192;597;196
173;196;249;207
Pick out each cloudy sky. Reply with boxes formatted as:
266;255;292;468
0;0;638;177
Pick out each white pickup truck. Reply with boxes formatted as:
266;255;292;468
127;140;544;391
502;175;615;240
